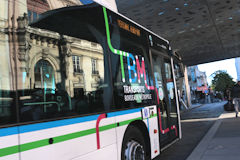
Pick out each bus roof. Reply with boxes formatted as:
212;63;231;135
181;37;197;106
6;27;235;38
30;2;169;45
95;2;169;44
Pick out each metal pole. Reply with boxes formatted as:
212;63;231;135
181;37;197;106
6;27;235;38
171;57;182;139
184;65;192;108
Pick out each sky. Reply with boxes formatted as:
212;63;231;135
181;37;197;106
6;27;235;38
198;58;237;85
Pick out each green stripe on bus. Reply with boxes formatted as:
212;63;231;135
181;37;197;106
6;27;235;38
99;123;118;132
20;139;49;153
0;145;19;157
19;128;97;153
0;115;156;157
103;7;126;81
120;54;125;81
103;7;115;53
119;117;142;126
151;113;157;118
54;128;96;144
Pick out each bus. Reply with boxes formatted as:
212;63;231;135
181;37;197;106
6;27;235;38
0;2;181;160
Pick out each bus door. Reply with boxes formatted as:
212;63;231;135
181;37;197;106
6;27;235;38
151;51;179;149
163;59;179;142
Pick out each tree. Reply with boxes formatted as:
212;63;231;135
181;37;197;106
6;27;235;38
211;70;235;98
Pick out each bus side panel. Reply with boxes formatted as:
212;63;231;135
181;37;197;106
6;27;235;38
19;121;96;160
146;106;160;159
97;117;118;151
0;127;19;160
115;111;141;159
71;144;118;160
0;153;19;160
18;116;117;160
114;106;160;160
142;106;160;159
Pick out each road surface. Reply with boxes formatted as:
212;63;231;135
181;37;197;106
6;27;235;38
156;101;225;160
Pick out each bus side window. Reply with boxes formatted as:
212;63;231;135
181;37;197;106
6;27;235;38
0;90;16;125
110;38;155;109
18;22;112;122
0;57;17;125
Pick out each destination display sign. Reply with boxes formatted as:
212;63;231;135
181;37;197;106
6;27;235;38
117;19;141;36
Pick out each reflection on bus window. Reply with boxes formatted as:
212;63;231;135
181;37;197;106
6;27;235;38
110;31;155;109
174;63;183;80
34;60;55;90
164;62;174;102
0;91;16;125
164;61;178;128
0;43;16;125
16;15;111;122
152;54;168;138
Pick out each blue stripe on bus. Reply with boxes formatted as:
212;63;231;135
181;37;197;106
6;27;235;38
0;126;19;137
107;108;142;118
19;114;99;134
0;108;143;137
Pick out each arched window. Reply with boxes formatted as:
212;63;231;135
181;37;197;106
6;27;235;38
34;60;55;90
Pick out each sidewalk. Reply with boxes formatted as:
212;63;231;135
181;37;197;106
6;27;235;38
180;103;203;113
190;103;203;109
186;112;240;160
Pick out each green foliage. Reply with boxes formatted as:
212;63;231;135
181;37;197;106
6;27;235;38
211;70;235;92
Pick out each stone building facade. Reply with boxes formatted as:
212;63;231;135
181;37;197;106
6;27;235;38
0;0;104;98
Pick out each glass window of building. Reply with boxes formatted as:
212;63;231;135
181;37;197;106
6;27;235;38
34;60;55;89
91;59;98;74
33;12;38;21
27;10;39;23
28;10;32;21
72;56;82;73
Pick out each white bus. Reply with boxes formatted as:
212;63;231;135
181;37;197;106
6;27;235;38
0;2;181;160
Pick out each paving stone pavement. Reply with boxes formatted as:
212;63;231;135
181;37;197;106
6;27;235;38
186;112;240;160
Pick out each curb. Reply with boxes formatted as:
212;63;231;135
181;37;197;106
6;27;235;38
180;104;204;114
185;113;223;160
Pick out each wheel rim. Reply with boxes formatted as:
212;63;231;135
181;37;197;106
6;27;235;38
124;140;145;160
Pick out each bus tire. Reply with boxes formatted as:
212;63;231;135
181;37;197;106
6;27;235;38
121;125;149;160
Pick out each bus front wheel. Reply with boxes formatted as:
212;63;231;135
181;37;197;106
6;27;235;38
121;125;148;160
